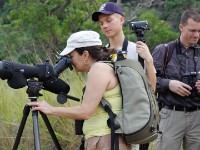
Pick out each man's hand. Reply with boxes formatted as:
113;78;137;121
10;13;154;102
169;80;192;97
136;41;152;62
195;80;200;92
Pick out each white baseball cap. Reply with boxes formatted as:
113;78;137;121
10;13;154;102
60;31;102;56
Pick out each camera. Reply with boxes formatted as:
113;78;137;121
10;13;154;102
0;56;76;104
182;71;200;98
130;20;150;42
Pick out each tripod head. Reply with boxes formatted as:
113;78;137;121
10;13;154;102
26;79;43;100
26;78;80;104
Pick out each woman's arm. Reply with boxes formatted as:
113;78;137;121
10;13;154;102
28;63;117;120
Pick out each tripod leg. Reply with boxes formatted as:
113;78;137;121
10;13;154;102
32;109;41;150
40;112;62;150
13;105;31;150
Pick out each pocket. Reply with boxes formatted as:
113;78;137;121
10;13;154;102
160;108;171;119
156;132;164;150
165;64;181;79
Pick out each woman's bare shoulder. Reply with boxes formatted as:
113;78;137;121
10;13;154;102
91;62;112;70
89;62;113;77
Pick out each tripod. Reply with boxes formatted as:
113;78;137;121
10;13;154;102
13;79;62;150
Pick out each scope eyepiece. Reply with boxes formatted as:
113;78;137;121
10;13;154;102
54;55;73;76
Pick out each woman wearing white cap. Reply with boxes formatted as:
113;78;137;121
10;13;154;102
28;30;131;150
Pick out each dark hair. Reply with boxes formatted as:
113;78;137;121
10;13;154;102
180;9;200;25
75;46;117;61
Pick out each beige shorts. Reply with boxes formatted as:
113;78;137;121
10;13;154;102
84;134;131;150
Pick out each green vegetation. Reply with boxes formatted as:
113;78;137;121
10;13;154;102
0;0;199;149
0;70;86;149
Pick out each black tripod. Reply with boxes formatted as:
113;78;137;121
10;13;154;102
13;79;62;150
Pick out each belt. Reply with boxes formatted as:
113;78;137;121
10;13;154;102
163;105;200;112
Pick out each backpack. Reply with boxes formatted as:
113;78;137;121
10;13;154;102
100;53;160;149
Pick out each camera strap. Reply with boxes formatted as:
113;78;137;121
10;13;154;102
162;40;177;77
162;39;199;77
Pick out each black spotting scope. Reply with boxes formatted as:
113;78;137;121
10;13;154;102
0;56;79;104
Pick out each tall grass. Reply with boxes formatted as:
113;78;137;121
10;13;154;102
0;24;88;149
0;68;85;149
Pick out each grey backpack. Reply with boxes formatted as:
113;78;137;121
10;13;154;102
101;58;159;149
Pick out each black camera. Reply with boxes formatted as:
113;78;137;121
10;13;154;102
130;20;150;42
182;72;200;98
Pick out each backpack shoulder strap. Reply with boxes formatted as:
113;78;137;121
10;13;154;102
122;38;128;52
100;98;119;150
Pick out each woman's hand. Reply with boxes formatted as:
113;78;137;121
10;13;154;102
28;100;53;115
